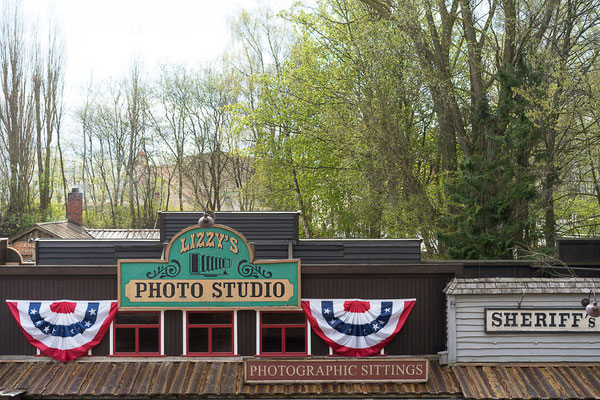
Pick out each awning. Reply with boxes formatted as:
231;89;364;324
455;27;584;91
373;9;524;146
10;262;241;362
2;360;600;399
0;359;458;398
453;365;600;399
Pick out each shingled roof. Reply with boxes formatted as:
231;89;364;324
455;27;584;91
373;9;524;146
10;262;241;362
444;277;600;295
452;364;600;399
0;359;460;399
10;221;93;242
1;359;600;399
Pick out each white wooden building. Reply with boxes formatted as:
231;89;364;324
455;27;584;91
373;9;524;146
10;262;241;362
444;277;600;364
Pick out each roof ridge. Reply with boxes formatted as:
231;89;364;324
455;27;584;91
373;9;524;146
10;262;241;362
37;220;68;226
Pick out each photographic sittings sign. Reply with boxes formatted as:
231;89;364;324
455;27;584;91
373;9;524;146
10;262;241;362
244;359;428;383
485;308;599;332
118;224;300;309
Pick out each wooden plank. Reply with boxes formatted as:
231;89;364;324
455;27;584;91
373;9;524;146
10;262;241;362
301;239;420;245
166;362;188;394
457;336;600;344
458;348;600;356
458;342;600;350
0;266;117;275
455;297;587;305
203;362;223;395
343;247;421;254
342;252;421;258
162;212;299;243
115;363;143;396
455;320;484;326
447;295;457;363
302;264;461;274
159;212;166;243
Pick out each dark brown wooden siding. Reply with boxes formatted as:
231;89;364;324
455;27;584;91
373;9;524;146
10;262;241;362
460;260;600;278
0;239;6;265
556;238;600;265
0;264;458;357
460;261;538;278
0;266;117;356
160;212;299;244
302;265;454;355
36;240;163;265
295;240;421;264
164;310;183;356
237;310;257;356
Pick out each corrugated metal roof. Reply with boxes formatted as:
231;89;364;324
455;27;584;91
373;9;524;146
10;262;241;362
0;359;460;398
86;229;160;240
444;277;600;295
453;365;600;399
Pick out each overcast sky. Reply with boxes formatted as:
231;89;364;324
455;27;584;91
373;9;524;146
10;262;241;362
20;0;295;140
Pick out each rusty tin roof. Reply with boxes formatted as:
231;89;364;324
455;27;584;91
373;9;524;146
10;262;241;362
453;364;600;399
0;359;459;398
2;359;600;399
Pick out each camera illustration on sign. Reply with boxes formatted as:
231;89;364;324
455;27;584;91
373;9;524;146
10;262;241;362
118;224;300;310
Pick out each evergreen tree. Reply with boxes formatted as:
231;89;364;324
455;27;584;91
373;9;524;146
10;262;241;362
441;56;542;259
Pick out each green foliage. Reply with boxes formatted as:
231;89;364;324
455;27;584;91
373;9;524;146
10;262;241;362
238;0;446;243
4;0;600;261
0;213;39;238
440;57;542;259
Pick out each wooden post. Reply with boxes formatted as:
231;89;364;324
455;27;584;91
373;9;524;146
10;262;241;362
0;238;7;265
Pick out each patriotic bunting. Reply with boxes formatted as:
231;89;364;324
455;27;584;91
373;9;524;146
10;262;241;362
302;299;416;357
6;300;117;362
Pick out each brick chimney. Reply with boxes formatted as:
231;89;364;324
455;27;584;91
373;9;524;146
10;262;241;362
67;188;83;226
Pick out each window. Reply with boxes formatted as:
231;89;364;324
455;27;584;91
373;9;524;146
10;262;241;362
186;311;234;355
259;312;307;355
112;312;161;356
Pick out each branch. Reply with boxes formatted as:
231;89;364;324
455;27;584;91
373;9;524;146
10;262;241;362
357;0;393;19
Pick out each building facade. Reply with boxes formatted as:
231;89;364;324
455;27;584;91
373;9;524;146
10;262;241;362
1;212;600;399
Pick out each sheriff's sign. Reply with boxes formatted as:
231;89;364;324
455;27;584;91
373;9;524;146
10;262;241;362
118;224;300;310
485;308;598;333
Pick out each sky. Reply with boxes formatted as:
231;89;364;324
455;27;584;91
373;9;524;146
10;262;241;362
20;0;295;139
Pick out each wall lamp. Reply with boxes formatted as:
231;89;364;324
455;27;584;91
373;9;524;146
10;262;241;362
581;290;600;318
198;211;215;228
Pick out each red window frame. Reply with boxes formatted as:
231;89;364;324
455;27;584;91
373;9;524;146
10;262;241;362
259;311;307;356
186;311;234;356
112;311;161;356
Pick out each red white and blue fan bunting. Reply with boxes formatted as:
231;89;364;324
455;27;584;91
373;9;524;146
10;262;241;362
302;299;416;357
6;300;117;362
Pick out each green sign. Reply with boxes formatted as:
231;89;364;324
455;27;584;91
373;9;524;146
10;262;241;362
118;224;300;310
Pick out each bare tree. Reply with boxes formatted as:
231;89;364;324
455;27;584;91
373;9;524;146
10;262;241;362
230;9;307;221
150;65;191;211
77;81;131;227
33;25;65;219
124;60;147;225
185;67;239;211
0;2;35;228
